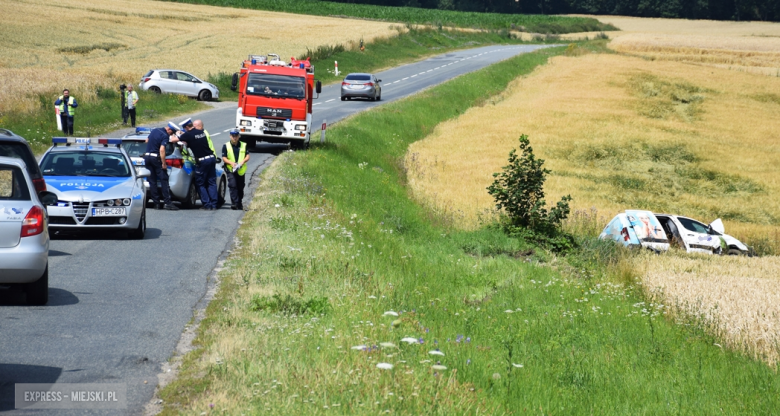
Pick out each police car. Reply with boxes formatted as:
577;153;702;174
121;127;226;209
39;137;149;239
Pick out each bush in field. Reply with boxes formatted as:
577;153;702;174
488;135;573;250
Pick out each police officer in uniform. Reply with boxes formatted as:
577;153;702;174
144;122;179;210
169;118;218;210
221;129;250;210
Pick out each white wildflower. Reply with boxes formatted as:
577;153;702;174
431;365;447;371
400;337;418;344
383;311;399;317
428;350;445;356
376;363;393;370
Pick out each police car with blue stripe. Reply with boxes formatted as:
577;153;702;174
39;137;149;239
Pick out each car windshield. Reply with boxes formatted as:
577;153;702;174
677;217;713;234
122;140;147;158
345;74;370;81
246;73;306;99
40;151;131;177
0;166;30;201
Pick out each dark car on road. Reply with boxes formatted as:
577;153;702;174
341;73;382;101
0;128;47;193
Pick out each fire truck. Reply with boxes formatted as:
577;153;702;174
230;54;322;149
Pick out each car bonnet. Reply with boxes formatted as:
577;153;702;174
44;175;140;202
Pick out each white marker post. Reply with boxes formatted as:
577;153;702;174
334;61;339;76
55;107;62;131
320;119;327;143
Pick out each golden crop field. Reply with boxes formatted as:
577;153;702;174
636;253;780;365
0;0;397;115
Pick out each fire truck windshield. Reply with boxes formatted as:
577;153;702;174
246;73;306;99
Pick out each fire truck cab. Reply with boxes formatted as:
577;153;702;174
231;54;321;149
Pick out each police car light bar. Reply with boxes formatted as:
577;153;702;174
52;137;122;146
135;127;152;135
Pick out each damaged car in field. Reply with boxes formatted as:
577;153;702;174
599;210;751;255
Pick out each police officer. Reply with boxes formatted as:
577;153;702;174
144;122;179;210
169;118;218;210
193;119;216;156
222;129;250;210
54;89;78;135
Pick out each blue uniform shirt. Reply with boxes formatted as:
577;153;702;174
145;127;170;154
178;128;213;159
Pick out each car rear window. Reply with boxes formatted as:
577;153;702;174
345;74;370;81
0;166;31;201
123;140;147;158
143;70;153;78
0;142;41;179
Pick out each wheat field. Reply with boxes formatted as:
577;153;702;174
0;0;396;115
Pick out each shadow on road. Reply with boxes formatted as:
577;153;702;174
252;143;292;155
50;228;162;241
0;364;63;411
0;287;79;307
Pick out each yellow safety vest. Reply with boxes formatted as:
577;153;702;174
204;130;216;154
225;141;247;176
125;90;139;108
57;96;76;116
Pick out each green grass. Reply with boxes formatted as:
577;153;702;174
163;0;616;33
1;89;207;154
208;26;561;100
159;44;780;415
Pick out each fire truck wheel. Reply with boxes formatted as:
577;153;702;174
198;90;212;101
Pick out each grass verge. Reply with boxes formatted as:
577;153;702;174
159;45;780;415
163;0;615;33
1;89;207;154
209;26;563;100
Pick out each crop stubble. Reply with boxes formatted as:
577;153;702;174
0;0;396;115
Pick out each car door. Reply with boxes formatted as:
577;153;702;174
674;216;720;253
154;71;176;94
175;71;200;97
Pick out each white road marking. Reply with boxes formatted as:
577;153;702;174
211;132;221;137
402;77;409;80
410;74;417;77
434;67;440;69
325;99;335;103
313;103;321;106
393;80;400;84
426;69;433;72
223;129;231;132
418;72;426;75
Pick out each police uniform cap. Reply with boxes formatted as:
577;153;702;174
179;118;193;128
166;121;180;132
229;129;240;136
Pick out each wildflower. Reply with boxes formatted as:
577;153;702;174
379;342;397;348
467;359;471;365
400;337;418;344
431;365;447;371
209;403;215;408
505;310;513;313
419;338;425;344
466;337;471;343
351;345;367;350
383;311;399;317
512;363;523;368
492;373;501;380
434;340;438;345
376;363;393;370
456;335;463;343
428;350;445;356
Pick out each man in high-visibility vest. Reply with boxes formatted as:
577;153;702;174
221;129;250;210
123;85;139;127
54;89;78;135
193;120;215;155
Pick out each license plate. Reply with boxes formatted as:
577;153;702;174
349;85;363;89
92;207;126;216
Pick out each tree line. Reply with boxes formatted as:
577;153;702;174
330;0;779;22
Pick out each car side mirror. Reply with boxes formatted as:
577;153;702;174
230;72;238;92
316;80;322;94
37;191;58;206
378;79;382;83
137;168;151;178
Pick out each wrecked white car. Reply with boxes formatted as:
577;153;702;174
600;210;751;255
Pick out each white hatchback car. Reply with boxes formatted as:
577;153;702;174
139;69;219;101
0;156;58;305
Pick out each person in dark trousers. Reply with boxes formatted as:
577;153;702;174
169;118;218;210
144;122;179;210
221;129;250;210
54;89;78;135
123;85;139;127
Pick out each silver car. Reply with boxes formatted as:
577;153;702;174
0;156;57;305
340;73;382;101
121;127;227;209
39;137;149;239
139;69;220;101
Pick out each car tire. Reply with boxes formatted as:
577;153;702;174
150;86;161;94
727;248;745;256
198;89;212;101
25;265;49;306
217;176;226;208
181;181;198;209
377;94;381;101
129;207;146;240
341;96;346;101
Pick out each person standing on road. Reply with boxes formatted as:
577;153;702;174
143;123;180;211
169;118;218;210
192;119;216;156
123;85;139;127
222;129;250;210
54;89;78;135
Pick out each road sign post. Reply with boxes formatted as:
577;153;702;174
320;119;327;143
334;61;339;76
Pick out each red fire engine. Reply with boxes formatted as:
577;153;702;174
230;54;321;149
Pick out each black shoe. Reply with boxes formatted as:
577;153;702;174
199;206;209;210
164;204;179;211
237;205;244;211
153;203;161;210
230;205;238;210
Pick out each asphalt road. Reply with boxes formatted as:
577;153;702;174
0;44;554;415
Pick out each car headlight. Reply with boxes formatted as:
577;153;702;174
107;199;114;206
123;198;131;206
115;199;123;206
240;120;252;126
295;125;306;131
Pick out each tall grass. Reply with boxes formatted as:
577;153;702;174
163;0;616;33
158;46;780;415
